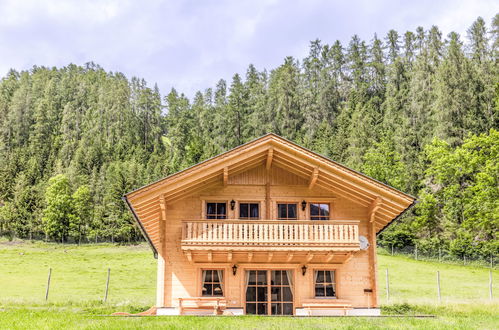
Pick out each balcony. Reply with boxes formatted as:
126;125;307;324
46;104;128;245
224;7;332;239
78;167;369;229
181;220;360;263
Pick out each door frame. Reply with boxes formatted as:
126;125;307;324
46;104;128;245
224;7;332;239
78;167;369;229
242;268;296;315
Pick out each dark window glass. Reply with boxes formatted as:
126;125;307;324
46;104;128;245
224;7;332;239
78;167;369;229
206;202;227;219
202;270;224;297
310;203;330;220
239;203;259;220
314;270;336;298
277;203;298;220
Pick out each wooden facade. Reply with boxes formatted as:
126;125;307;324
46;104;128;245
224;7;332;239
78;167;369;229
124;134;416;316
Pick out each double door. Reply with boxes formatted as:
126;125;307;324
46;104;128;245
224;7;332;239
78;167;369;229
245;270;293;315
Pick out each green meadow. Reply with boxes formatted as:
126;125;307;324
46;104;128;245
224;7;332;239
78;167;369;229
1;241;497;329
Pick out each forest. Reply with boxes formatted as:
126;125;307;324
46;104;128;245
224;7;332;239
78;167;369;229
0;16;497;258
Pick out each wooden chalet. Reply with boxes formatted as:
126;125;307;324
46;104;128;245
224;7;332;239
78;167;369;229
123;133;416;316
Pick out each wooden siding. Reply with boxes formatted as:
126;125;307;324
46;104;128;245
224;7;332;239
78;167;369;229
124;134;416;312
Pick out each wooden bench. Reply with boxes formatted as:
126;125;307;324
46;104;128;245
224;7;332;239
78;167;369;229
178;297;226;315
301;299;352;316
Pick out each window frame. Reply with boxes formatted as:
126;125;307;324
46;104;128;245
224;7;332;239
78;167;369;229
313;269;337;299
238;201;261;220
200;269;225;297
309;202;330;221
276;202;298;220
205;201;228;219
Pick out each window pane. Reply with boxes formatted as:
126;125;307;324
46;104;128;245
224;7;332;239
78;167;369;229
212;270;219;282
316;271;325;283
203;284;212;296
320;204;329;216
240;204;248;218
271;287;281;302
315;285;325;297
325;284;335;297
250;204;259;218
205;270;213;282
257;287;267;301
248;271;256;285
281;271;289;285
325;271;332;283
288;204;297;219
207;203;216;215
217;203;226;215
246;287;256;301
282;287;293;301
278;204;287;218
272;271;282;285
257;303;268;315
311;216;320;220
257;271;267;285
213;283;223;296
283;303;293;315
271;303;281;315
310;203;320;216
246;303;256;315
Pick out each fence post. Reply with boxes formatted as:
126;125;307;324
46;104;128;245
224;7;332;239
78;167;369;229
490;270;493;300
438;248;441;262
437;270;441;303
385;268;390;302
464;255;466;266
391;245;394;256
104;268;110;302
491;254;494;269
45;268;52;301
415;245;418;261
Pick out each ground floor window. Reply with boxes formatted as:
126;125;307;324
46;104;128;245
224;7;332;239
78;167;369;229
314;270;336;297
245;270;293;315
202;269;224;296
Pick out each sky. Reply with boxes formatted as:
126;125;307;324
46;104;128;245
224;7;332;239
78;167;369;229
0;0;497;98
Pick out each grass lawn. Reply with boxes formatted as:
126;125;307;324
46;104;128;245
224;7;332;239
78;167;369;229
0;240;497;329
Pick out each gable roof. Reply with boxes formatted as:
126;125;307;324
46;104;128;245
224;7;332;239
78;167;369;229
124;133;416;257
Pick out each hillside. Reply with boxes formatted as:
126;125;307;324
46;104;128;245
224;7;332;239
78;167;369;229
0;241;497;329
0;15;498;258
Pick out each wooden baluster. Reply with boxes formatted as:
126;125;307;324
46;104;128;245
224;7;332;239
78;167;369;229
354;225;359;242
305;224;309;242
264;223;268;242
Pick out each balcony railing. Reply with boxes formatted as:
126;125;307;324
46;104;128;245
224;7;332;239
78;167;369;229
181;220;360;251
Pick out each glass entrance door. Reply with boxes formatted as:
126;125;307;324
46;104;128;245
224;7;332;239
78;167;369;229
245;270;293;315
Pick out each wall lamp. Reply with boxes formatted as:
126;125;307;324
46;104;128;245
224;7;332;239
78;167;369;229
232;264;238;276
301;200;307;211
230;199;236;210
301;265;307;276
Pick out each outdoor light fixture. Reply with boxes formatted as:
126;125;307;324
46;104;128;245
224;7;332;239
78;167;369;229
232;264;238;275
301;265;307;276
230;199;236;210
301;200;307;211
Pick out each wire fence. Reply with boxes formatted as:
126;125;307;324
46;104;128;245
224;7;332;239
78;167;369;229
378;244;498;269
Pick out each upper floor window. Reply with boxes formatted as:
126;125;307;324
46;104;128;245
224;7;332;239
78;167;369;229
277;203;297;220
239;203;259;220
202;269;224;296
310;203;329;220
206;202;227;219
314;270;336;298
